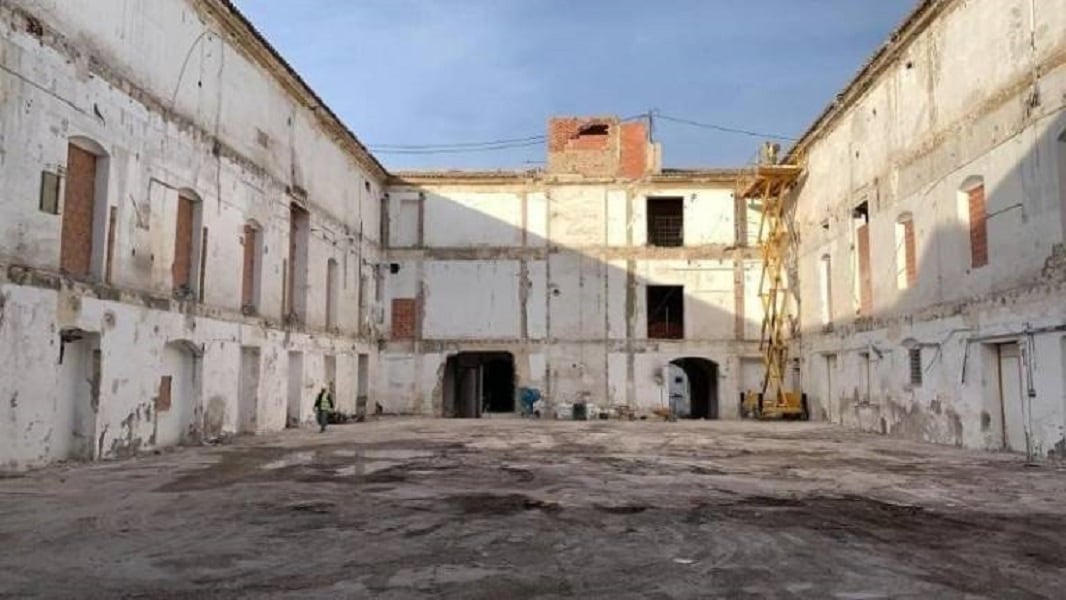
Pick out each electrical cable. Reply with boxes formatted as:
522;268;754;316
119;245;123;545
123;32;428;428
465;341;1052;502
367;111;791;154
654;112;796;141
370;139;545;155
370;134;546;150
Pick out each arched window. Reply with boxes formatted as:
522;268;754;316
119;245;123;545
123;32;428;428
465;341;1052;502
61;137;110;280
959;175;987;269
895;212;916;289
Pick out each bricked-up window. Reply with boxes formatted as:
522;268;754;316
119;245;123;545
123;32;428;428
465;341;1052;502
647;197;684;247
895;213;917;290
852;201;872;315
908;347;923;387
391;298;417;340
961;178;988;269
172;192;202;296
241;222;262;312
647;285;684;339
60;140;108;279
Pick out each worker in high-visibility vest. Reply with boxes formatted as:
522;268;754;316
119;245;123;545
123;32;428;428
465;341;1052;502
314;382;334;433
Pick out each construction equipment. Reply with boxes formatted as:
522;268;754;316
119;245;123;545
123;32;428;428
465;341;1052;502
737;144;808;420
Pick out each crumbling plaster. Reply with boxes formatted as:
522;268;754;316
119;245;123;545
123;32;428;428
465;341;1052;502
0;0;383;470
793;0;1066;456
378;178;762;419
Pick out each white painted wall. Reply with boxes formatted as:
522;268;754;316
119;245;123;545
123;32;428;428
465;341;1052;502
423;261;522;339
379;181;758;419
793;0;1066;456
0;0;384;469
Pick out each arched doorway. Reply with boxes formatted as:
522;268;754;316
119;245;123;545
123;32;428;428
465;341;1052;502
670;357;718;419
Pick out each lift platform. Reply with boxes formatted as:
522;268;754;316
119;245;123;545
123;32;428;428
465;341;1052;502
737;152;808;420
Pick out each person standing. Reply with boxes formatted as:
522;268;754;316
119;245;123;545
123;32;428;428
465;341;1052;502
314;382;334;433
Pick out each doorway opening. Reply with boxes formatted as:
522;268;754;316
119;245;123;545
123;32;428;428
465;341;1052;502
993;342;1026;452
57;329;101;460
238;346;260;434
442;352;516;418
669;357;719;419
157;340;201;447
356;353;370;419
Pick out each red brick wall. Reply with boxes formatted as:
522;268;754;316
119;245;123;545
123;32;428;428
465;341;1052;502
391;298;416;340
156;375;172;412
619;122;648;180
547;116;652;179
548;118;581;153
60;143;96;276
173;194;194;289
968;185;988;268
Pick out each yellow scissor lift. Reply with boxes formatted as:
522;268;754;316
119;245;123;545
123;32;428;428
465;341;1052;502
738;152;808;420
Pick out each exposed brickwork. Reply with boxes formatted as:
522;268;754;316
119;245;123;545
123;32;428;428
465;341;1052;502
619;122;648;180
172;194;194;290
857;223;872;315
547;118;581;153
156;375;172;412
391;298;416;340
968;185;988;268
60;143;96;277
546;116;650;179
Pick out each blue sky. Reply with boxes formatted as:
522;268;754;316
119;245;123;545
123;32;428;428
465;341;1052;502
233;0;917;170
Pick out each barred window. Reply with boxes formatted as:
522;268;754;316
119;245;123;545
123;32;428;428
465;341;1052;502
908;347;922;386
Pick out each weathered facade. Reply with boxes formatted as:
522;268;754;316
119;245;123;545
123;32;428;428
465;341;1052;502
0;0;385;469
380;117;766;418
3;0;1066;471
792;0;1066;457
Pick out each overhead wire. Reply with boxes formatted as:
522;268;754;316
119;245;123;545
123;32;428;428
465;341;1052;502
370;139;545;154
370;134;546;150
653;111;796;141
366;110;792;154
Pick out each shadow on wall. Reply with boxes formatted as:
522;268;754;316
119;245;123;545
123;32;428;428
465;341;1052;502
380;182;768;420
797;116;1066;455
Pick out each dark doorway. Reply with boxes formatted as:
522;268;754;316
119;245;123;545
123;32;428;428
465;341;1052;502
443;352;515;418
671;357;718;419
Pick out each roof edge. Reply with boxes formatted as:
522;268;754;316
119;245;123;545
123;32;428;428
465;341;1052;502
785;0;954;163
205;0;390;180
388;167;743;187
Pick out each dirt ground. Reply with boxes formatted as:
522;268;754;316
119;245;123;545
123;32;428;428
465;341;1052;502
2;418;1066;599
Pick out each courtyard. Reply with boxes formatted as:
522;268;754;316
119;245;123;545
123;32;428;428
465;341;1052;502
2;418;1066;598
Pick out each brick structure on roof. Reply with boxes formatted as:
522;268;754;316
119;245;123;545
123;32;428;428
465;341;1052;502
546;116;655;179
